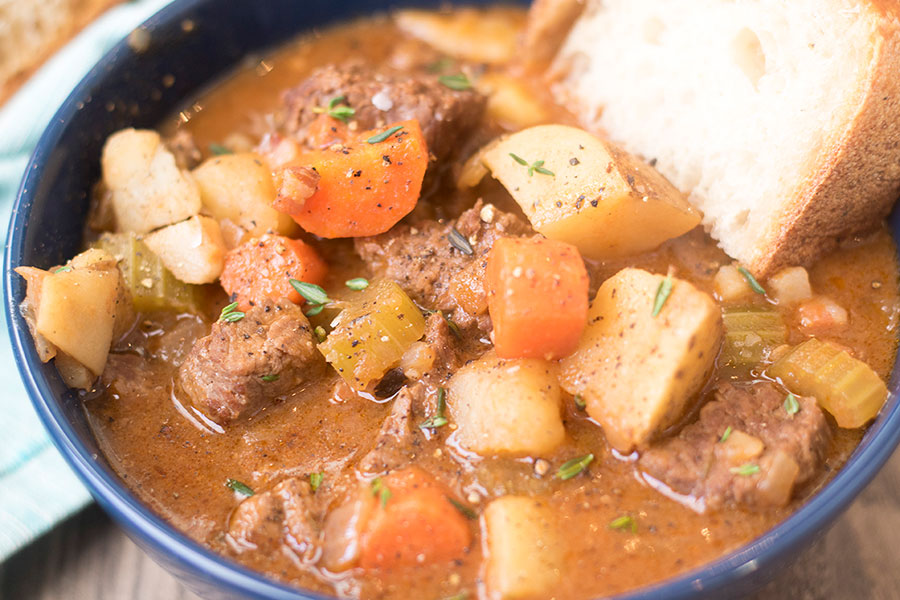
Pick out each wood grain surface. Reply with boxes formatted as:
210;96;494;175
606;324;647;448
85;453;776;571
2;450;899;600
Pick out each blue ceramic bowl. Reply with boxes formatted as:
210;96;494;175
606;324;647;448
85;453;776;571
5;0;900;598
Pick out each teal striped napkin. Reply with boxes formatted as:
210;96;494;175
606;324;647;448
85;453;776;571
0;0;174;562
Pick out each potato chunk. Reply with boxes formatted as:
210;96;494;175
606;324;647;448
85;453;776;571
34;252;121;376
395;7;522;64
483;496;562;600
102;128;202;233
192;152;296;236
448;354;564;456
560;268;722;451
482;125;700;259
143;215;226;284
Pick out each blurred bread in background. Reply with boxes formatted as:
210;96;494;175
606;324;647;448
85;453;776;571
0;0;122;104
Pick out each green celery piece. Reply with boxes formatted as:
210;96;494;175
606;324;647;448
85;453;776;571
721;306;787;368
768;338;887;428
94;233;199;313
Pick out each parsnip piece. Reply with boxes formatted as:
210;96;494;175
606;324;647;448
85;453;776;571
144;215;226;284
395;8;522;64
767;266;812;305
448;354;564;455
35;259;120;375
192;152;296;236
482;125;701;259
560;268;722;451
483;496;562;600
102;128;201;233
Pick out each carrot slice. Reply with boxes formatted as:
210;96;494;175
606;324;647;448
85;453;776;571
284;119;428;238
358;467;472;569
485;236;589;359
219;234;327;308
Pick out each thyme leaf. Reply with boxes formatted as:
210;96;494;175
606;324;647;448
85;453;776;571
651;277;673;317
556;453;594;480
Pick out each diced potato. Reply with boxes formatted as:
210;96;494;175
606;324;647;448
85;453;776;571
714;430;764;465
483;496;562;600
395;8;522;64
559;268;722;451
319;280;426;389
768;337;887;428
102;128;202;233
94;233;200;313
14;266;56;362
143;216;226;284
756;451;800;506
35;259;120;375
768;266;813;305
55;351;95;389
713;264;753;302
192;152;296;236
482;125;701;259
448;354;564;456
476;73;549;130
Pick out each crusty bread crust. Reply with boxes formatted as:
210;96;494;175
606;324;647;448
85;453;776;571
754;4;900;276
529;0;900;277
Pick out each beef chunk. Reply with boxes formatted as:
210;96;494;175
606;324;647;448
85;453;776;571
355;201;532;330
179;298;321;422
281;62;487;162
639;382;830;511
358;384;435;474
228;477;318;559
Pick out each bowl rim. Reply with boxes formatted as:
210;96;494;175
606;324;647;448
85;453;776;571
5;0;900;598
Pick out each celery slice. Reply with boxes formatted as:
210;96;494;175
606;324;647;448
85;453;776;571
720;306;787;368
768;338;888;428
94;233;200;313
319;279;426;389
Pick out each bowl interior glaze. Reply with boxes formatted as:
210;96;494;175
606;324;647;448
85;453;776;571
5;1;900;598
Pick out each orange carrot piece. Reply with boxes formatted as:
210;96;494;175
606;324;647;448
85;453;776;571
485;237;589;360
358;467;472;569
285;119;428;238
305;113;350;149
219;234;327;308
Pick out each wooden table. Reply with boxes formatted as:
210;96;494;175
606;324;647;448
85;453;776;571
2;451;900;600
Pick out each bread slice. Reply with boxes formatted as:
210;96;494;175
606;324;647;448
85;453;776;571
0;0;122;105
532;0;900;276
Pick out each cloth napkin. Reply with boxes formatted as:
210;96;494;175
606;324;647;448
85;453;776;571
0;0;174;562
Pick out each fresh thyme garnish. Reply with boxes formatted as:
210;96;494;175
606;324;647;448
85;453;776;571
346;277;369;291
574;394;587;411
438;73;472;91
609;515;637;533
290;279;331;316
371;477;392;507
447;496;478;520
225;478;254;497
366;125;404;144
556;453;595;480
420;387;449;430
730;463;761;476
54;266;72;273
784;393;800;416
448;227;474;255
219;301;245;323
314;325;327;343
309;472;324;492
737;266;766;294
261;374;279;382
209;143;231;156
508;152;555;177
719;426;733;443
313;95;356;123
651;277;673;317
